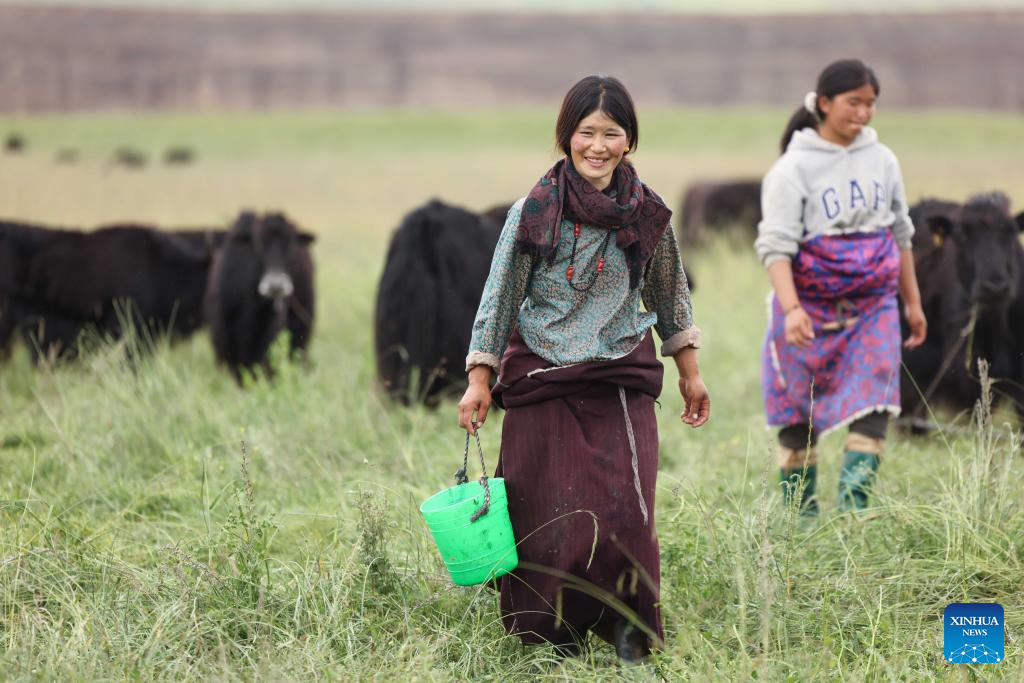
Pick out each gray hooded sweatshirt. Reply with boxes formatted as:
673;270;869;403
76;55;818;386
754;126;914;267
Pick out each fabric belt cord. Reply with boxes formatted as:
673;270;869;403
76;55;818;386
618;386;649;527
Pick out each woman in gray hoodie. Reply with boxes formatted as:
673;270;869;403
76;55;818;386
754;59;927;514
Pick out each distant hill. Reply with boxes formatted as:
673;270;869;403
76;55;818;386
1;5;1022;113
2;0;1023;11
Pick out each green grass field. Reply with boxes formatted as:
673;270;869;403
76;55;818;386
1;107;1023;681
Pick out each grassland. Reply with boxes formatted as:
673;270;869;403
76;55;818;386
1;106;1023;681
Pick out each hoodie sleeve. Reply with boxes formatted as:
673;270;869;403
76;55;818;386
888;156;915;249
754;162;806;267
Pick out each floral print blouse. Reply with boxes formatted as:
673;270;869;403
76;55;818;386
466;198;701;372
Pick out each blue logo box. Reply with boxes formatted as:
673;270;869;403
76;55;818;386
944;603;1004;664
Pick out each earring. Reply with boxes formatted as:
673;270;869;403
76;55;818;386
624;146;631;153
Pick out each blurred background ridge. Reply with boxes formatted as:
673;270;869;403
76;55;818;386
1;4;1023;113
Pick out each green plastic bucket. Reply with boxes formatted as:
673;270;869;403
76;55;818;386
420;477;518;586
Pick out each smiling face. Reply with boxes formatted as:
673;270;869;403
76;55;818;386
818;82;877;146
569;109;630;191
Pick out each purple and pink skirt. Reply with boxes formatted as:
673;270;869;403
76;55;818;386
762;231;902;435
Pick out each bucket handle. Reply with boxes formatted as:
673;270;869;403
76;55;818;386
455;421;491;522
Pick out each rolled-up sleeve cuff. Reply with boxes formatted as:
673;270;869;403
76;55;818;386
660;326;702;356
762;253;792;268
465;351;500;373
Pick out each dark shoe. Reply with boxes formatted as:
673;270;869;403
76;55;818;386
837;451;880;512
613;619;647;663
780;464;819;516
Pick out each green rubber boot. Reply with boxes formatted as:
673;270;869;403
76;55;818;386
837;452;880;512
780;464;819;516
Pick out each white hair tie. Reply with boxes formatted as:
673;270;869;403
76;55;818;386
803;91;819;118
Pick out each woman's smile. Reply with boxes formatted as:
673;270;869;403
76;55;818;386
570;109;629;191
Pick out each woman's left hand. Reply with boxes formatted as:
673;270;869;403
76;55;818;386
678;375;711;428
903;302;927;349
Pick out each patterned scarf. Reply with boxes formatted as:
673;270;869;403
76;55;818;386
514;158;672;289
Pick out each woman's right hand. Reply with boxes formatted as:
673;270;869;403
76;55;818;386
458;366;493;434
766;262;814;348
784;307;815;347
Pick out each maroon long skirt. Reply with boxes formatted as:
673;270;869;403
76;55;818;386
492;330;665;650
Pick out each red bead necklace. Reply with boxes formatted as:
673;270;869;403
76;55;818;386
566;223;614;292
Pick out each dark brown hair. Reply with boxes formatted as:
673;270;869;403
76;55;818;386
780;59;880;154
555;75;638;158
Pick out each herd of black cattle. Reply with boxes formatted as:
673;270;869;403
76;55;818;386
4;132;193;169
2;156;1021;427
375;188;1024;430
0;211;315;382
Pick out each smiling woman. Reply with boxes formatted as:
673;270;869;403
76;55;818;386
456;75;710;662
567;110;628;190
555;81;636;191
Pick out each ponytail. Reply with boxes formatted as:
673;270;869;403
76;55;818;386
780;107;819;155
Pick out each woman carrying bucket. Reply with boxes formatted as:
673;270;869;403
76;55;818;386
457;75;710;661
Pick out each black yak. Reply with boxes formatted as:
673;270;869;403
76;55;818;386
20;224;220;360
2;220;225;363
375;199;501;405
481;203;514;230
901;193;1024;425
110;147;147;169
205;211;315;382
677;179;762;247
4;133;25;154
0;220;77;360
164;146;195;165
